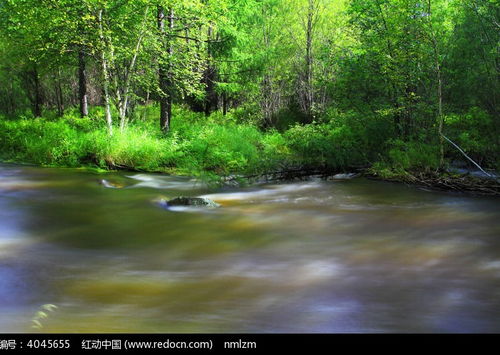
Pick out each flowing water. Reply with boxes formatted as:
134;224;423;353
0;163;499;333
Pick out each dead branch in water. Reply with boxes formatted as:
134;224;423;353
376;170;500;196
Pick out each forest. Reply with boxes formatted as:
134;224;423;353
0;0;498;185
1;0;500;336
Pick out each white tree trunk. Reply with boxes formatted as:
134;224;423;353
98;9;113;135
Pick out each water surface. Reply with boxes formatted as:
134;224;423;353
1;163;499;332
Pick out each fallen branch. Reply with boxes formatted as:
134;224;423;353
441;134;492;177
368;169;500;196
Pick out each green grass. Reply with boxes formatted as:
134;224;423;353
0;106;294;179
1;105;497;182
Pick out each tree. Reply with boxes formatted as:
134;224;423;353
154;0;215;131
285;0;348;122
0;0;51;117
157;6;173;132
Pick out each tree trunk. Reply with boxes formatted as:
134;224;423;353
118;6;149;131
98;9;113;135
299;0;316;123
260;3;280;127
141;90;150;121
78;49;88;117
32;63;42;117
55;69;64;116
261;74;273;127
428;0;444;167
375;0;404;137
204;66;217;116
204;25;218;117
305;0;315;120
8;80;15;115
157;6;173;132
436;55;444;167
222;91;228;116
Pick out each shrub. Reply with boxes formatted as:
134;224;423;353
0;118;86;166
283;121;368;170
2;104;463;181
444;107;499;168
85;129;181;171
370;139;441;178
178;123;263;176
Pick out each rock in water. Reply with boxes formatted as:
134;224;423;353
167;197;220;208
329;173;360;180
164;197;220;208
99;179;125;188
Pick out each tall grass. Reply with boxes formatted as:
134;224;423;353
4;104;485;180
0;106;295;177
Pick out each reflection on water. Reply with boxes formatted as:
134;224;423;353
0;163;499;332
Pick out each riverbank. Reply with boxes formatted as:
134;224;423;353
1;106;498;195
366;170;500;196
0;106;380;182
221;168;500;196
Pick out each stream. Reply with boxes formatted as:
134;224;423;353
1;163;499;332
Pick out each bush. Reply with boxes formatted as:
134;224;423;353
3;104;466;181
178;122;264;176
0;107;283;177
86;129;181;171
0;118;86;166
370;139;441;178
444;107;499;168
283;120;369;170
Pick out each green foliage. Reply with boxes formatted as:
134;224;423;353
284;122;364;170
1;99;496;181
0;118;87;166
85;129;179;171
371;140;441;178
0;107;282;177
0;0;498;179
0;105;395;178
179;123;262;175
444;107;499;168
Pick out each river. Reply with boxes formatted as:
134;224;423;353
0;163;499;332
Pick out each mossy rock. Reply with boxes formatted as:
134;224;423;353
162;197;220;209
